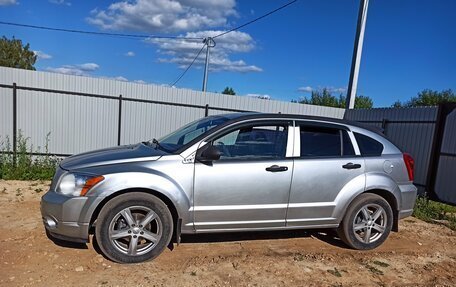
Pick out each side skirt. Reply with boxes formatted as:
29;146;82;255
181;223;339;234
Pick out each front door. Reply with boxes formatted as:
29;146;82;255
193;121;293;231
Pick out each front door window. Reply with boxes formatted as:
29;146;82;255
212;125;288;160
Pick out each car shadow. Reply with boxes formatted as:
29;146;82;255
180;228;349;249
309;229;350;249
49;228;350;259
45;229;88;250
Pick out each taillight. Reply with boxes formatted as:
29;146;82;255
403;153;414;181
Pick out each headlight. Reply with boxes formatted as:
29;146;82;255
57;173;104;197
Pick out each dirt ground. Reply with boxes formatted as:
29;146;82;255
0;180;455;287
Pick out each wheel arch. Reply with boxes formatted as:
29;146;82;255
88;188;181;237
334;172;402;232
363;189;399;232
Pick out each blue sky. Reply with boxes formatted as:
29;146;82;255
0;0;455;107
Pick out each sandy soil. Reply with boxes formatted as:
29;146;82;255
0;180;455;287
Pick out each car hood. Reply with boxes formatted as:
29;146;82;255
60;143;167;170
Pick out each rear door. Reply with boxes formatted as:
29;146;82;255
287;122;365;227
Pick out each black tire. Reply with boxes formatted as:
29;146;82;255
95;192;173;263
338;193;393;250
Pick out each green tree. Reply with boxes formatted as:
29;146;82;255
0;36;37;70
391;100;403;108
222;87;236;95
297;88;373;109
298;88;339;107
392;89;456;107
339;95;374;109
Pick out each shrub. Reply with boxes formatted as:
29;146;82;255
413;196;456;230
0;131;60;180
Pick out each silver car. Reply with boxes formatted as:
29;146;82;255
41;113;417;263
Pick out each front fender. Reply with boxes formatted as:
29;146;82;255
78;171;191;226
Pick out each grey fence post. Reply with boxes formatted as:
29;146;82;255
12;82;17;166
381;118;388;135
117;94;122;146
205;104;209;117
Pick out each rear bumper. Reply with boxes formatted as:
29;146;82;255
41;191;101;243
399;183;417;219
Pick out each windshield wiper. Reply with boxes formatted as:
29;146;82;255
144;138;173;153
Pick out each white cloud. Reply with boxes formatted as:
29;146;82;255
149;30;261;73
87;0;236;33
246;93;271;100
125;51;135;57
100;75;129;81
44;66;148;83
49;0;71;6
115;76;128;81
298;86;347;94
298;86;313;93
0;0;17;6
328;87;347;93
76;63;99;71
33;50;52;60
46;63;99;76
46;63;148;84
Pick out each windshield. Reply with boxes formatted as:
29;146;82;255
155;115;236;153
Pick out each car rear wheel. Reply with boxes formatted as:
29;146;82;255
338;193;393;250
95;192;173;263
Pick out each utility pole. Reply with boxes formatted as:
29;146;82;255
346;0;369;109
202;37;216;92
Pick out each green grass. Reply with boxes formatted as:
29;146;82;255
364;264;384;276
372;260;390;268
0;131;60;180
413;196;456;230
327;268;342;277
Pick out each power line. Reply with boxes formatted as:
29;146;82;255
170;0;298;86
170;43;207;87
213;0;298;39
0;21;204;40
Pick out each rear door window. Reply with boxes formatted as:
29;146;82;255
342;131;356;156
299;126;356;157
300;126;341;157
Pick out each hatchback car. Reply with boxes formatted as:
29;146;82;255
41;113;417;263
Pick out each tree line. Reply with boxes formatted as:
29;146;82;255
294;88;455;109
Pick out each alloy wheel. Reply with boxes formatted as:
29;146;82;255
108;206;163;256
352;203;387;244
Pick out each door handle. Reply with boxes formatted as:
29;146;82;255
266;165;288;172
342;163;362;169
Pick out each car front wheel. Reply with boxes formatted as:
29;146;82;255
338;193;393;250
95;192;173;263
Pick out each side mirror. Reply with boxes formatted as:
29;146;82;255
196;145;221;162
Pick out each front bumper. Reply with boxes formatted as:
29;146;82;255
41;191;102;243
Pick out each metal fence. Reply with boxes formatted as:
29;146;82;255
429;104;456;205
345;105;456;206
344;106;438;194
0;67;344;156
344;107;438;192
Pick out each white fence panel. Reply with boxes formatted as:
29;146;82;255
0;66;344;155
